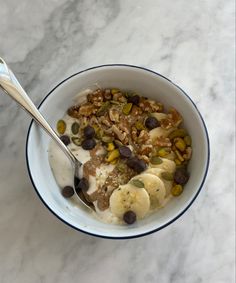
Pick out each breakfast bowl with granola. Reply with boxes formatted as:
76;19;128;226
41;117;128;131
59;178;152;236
26;65;210;239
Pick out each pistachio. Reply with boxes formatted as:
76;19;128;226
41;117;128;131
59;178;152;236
158;148;169;157
174;137;186;152
107;142;115;151
174;158;182;165
168;129;187;139
71;122;79;135
105;149;120;162
183;146;192;160
184;135;192;146
71;137;81;146
161;171;174;181
122;103;133;115
111;88;120;95
175;149;184;162
110;159;118;165
130;179;145;188
57;120;66;135
171;184;183;196
135;121;145;131
150;156;163;165
96;101;110;116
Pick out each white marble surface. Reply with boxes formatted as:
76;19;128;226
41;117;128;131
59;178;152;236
0;0;235;282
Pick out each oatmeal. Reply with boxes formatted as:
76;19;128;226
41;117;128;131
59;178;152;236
49;88;192;225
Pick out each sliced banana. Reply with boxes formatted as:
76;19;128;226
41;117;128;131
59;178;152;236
145;168;173;196
110;184;150;219
150;157;176;173
131;173;166;208
151;112;168;121
149;127;174;141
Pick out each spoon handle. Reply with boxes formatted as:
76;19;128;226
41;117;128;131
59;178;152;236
0;57;77;165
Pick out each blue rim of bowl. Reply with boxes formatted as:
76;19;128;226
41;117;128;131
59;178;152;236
25;64;210;240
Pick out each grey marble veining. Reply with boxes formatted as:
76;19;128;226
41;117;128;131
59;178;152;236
0;0;235;282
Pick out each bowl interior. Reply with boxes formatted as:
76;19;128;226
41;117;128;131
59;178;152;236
27;65;209;238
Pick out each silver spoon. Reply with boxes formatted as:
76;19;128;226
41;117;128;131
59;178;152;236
0;57;94;211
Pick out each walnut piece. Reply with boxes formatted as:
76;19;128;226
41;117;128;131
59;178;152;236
113;92;127;102
79;103;96;116
155;137;172;147
138;144;153;156
131;105;142;116
67;105;80;118
131;126;138;142
160;108;182;129
104;89;112;100
139;99;161;112
88;89;104;107
137;130;150;144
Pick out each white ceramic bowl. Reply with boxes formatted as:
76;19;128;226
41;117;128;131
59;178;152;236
26;64;210;239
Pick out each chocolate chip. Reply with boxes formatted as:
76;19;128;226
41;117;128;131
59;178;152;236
118;146;132;158
174;168;189;185
75;177;89;193
84;125;95;138
145;117;159;129
60;135;70;145
62;186;74;198
126;157;147;173
127;95;140;105
81;138;96;150
123;211;136;224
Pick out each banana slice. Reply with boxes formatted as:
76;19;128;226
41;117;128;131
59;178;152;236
151;112;168;121
149;127;174;141
150;157;176;173
131;173;166;208
145;168;173;196
110;184;150;219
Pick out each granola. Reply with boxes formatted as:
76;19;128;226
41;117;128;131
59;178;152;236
50;88;193;225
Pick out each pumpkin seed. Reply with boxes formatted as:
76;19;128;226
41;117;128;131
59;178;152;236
57;120;66;135
71;137;81;146
122;103;133;115
130;179;145;188
101;136;114;143
110;100;120;105
150;156;163;165
161;171;174;181
71;122;79;134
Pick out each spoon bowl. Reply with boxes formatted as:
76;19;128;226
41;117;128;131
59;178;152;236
0;57;94;212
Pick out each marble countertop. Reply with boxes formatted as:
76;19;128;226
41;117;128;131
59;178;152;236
0;0;235;282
